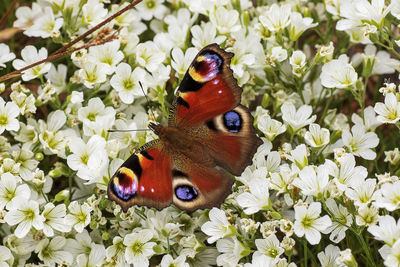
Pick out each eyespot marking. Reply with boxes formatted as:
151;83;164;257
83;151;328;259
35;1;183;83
112;167;138;200
189;51;223;82
175;185;198;201
223;111;242;133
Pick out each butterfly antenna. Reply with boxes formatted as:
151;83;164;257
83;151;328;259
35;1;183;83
139;81;157;122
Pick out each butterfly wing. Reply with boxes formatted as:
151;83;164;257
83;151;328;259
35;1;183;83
169;44;242;127
107;140;173;212
171;154;234;212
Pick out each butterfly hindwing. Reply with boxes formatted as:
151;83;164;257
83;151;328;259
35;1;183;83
107;140;173;212
169;44;242;127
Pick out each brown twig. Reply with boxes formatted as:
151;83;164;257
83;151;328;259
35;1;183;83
0;0;142;83
0;0;18;30
51;0;142;56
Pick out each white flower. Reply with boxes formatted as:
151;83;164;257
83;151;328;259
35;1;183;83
352;106;381;131
12;45;51;81
289;144;309;170
391;0;400;20
0;43;16;68
46;64;67;91
124;229;156;266
0;98;20;134
64;201;92;233
281;102;316;132
244;254;275;267
375;181;400;211
318;244;341;267
352;45;400;75
289;50;307;76
38;110;66;155
374;93;400;124
237;178;271;215
254;234;284;260
171;47;199;77
106;236;126;265
259;4;291;32
27;6;63;38
226;36;255;78
356;205;379;226
292;165;330;197
78;62;108;89
0;245;13;266
258;114;286;141
87;40;124;75
76;244;106;267
384;240;400;267
136;0;167;21
216;237;248;267
78;97;116;135
191;22;226;49
294;202;332;245
289;12;317;41
201;208;236;243
135;41;165;72
13;3;42;29
345;178;378;207
323;199;352;243
160;254;189;267
82;0;108;26
4;199;44;238
342;124;379;160
0;172;30;210
42;203;70;236
304;124;330;148
368;215;400;246
35;237;73;265
209;6;241;34
325;154;367;192
320;55;358;89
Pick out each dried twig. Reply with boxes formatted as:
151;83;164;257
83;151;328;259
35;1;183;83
0;0;18;30
0;0;143;83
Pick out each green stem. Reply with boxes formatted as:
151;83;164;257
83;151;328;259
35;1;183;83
356;229;375;266
304;238;308;267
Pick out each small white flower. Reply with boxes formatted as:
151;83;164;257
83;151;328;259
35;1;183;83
345;178;378;207
106;236;126;265
4;199;45;238
0;172;30;210
320;55;358;89
124;229;156;266
226;37;255;78
82;0;108;26
136;0;167;21
76;243;106;267
64;201;92;233
384;240;400;267
356;205;379;226
244;254;275;267
289;50;307;76
209;6;241;34
78;97;116;135
294;202;332;245
237;178;271;215
352;106;381;131
201;208;236;243
87;40;124;75
0;43;16;68
0;246;13;266
318;244;341;267
135;41;165;72
281;102;316;133
342;124;379;160
323;198;352;243
78;62;108;89
289;144;309;170
0;98;20;135
368;215;400;246
374;93;400;124
12;45;51;81
171;47;199;77
38;110;66;155
160;254;189;267
258;114;286;141
27;6;63;38
375;181;400;211
216;237;248;267
35;236;73;265
254;234;284;260
269;46;288;64
42;203;70;236
292;165;330;197
259;4;291;32
289;12;317;41
191;22;226;49
304;124;330;148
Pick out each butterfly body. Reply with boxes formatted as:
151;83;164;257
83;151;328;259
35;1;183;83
108;44;262;212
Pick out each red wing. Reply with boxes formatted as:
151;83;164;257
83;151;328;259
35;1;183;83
107;140;173;212
171;156;234;212
169;44;242;128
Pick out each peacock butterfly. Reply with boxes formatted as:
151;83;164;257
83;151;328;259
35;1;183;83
107;44;262;212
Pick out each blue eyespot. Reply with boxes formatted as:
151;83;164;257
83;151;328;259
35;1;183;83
223;111;242;133
175;185;198;201
112;168;138;200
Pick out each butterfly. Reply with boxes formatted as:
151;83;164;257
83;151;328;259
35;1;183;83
107;43;262;212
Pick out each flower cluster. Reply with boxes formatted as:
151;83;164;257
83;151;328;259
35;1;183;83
1;0;400;266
